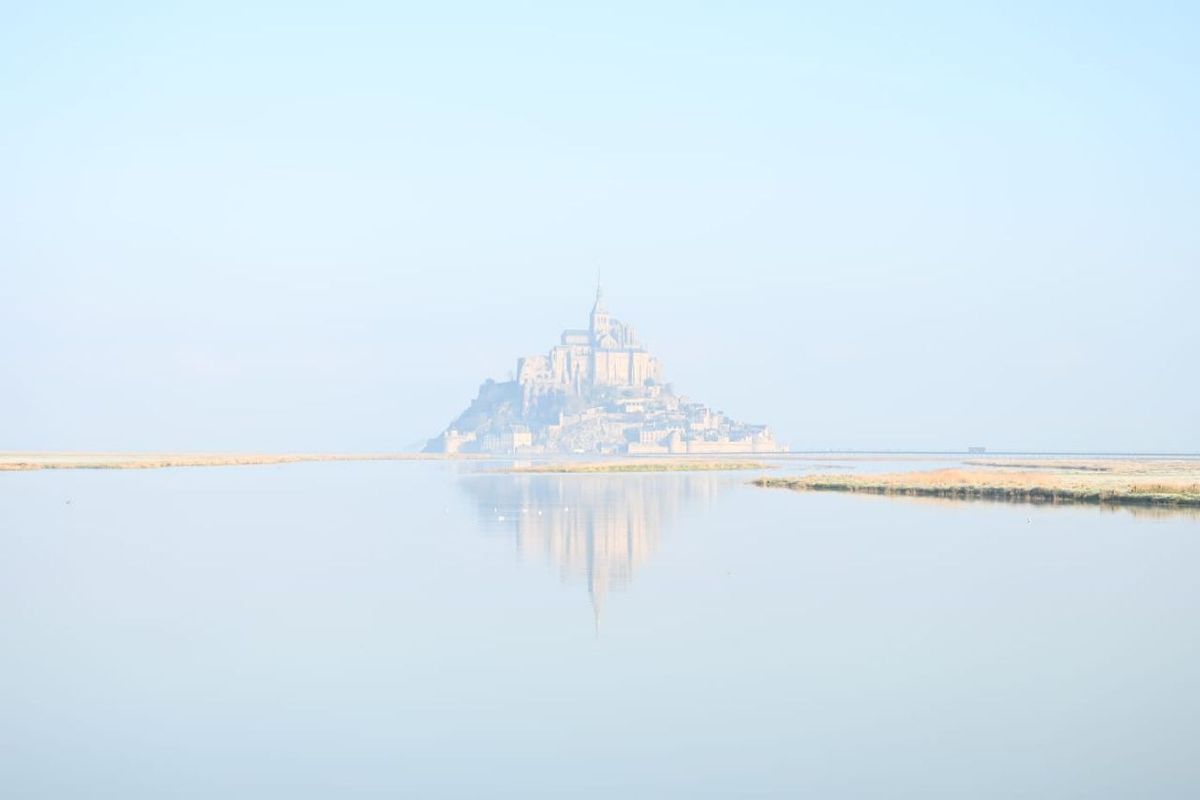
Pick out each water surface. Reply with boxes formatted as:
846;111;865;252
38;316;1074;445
2;462;1197;798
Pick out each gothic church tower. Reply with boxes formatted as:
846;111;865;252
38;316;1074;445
589;281;611;345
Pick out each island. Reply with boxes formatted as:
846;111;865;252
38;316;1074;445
424;285;785;456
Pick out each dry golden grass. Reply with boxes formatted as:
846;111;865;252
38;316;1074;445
1130;482;1200;495
754;459;1200;510
964;459;1112;472
0;452;483;471
497;460;772;474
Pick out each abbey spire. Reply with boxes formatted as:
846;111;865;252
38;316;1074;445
589;278;610;341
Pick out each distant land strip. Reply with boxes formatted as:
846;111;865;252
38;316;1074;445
962;459;1112;472
0;452;486;471
495;460;773;474
754;460;1200;509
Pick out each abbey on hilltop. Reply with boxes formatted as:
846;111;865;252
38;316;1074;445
424;286;784;455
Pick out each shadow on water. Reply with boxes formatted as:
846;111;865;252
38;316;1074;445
459;472;730;629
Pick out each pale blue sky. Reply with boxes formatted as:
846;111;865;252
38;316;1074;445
3;2;1197;452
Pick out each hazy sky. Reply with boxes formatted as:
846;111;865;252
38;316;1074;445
3;2;1197;452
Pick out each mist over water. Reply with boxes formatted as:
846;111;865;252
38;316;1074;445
3;461;1198;797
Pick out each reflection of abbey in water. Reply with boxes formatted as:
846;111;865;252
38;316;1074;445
462;473;723;626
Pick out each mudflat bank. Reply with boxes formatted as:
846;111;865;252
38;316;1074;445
754;458;1200;509
0;452;483;471
496;459;772;474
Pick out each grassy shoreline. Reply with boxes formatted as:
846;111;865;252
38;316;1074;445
495;460;772;474
754;461;1200;509
0;452;772;474
0;452;482;471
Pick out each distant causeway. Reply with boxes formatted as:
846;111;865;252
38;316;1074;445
0;452;472;471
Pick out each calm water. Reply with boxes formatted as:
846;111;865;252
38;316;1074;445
2;462;1198;798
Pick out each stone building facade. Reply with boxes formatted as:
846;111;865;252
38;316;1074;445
515;286;663;413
